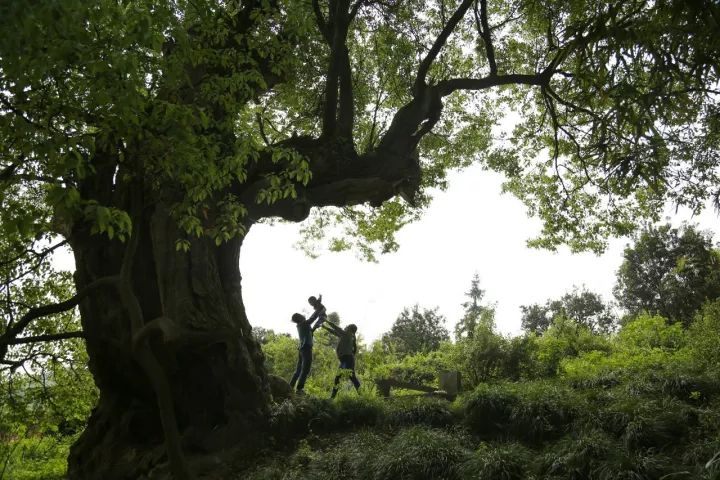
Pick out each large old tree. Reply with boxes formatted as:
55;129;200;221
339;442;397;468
1;0;718;477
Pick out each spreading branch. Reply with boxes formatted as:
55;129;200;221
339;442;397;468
7;331;85;345
475;0;497;74
437;71;552;97
414;0;474;93
321;0;354;138
0;275;120;363
0;240;68;271
312;0;331;42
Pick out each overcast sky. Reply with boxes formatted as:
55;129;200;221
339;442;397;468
241;164;719;343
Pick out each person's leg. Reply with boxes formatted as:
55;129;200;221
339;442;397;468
330;372;341;398
289;350;302;388
346;355;361;391
331;356;353;398
350;371;361;391
296;347;313;391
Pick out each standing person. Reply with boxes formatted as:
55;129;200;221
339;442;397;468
288;312;320;395
307;294;327;330
323;321;361;398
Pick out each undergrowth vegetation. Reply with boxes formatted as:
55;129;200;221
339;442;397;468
237;300;720;480
3;270;720;478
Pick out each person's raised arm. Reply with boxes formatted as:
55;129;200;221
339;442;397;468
322;321;343;336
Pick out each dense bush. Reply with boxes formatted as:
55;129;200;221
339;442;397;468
269;396;338;439
458;442;532;480
366;342;458;388
533;317;611;377
688;299;720;376
305;430;389;480
370;426;470;480
384;397;458;428
10;280;720;479
537;430;615;480
462;381;580;442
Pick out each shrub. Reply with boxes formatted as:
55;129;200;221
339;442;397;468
591;395;696;450
370;344;458;389
593;451;673;480
458;442;532;480
463;381;580;442
689;300;720;376
538;430;615;480
0;434;73;480
269;397;337;439
306;430;388;480
370;426;470;480
629;371;720;404
533;317;610;377
560;314;696;387
384;397;458;428
333;395;385;429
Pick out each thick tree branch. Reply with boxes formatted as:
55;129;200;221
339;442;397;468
8;331;85;345
349;0;363;21
437;72;551;96
415;0;474;93
0;240;68;271
1;351;55;371
255;112;271;146
3;276;11;329
337;44;355;138
476;0;497;74
0;275;120;363
312;0;331;42
321;0;353;138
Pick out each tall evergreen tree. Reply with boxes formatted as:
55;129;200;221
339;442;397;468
455;273;495;339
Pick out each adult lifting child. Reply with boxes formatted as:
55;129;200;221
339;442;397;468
288;294;327;395
322;320;361;398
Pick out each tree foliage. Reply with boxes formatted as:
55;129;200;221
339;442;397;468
520;286;616;334
382;305;450;357
454;273;495;340
2;0;720;476
0;239;96;480
1;0;718;261
614;224;720;325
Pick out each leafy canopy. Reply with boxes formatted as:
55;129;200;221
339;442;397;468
614;223;720;325
521;286;616;334
1;0;718;261
382;305;450;357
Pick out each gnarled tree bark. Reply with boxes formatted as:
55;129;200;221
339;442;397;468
64;0;553;477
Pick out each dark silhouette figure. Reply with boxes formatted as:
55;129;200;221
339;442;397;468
307;294;327;329
323;322;361;398
289;298;326;394
289;313;315;394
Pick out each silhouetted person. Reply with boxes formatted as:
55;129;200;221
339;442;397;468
323;322;361;398
288;313;318;394
307;294;327;330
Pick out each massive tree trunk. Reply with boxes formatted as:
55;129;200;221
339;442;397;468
62;1;522;476
67;201;268;479
64;135;422;478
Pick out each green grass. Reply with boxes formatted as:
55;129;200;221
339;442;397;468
242;372;720;480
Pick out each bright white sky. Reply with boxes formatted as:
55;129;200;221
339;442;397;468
241;164;719;343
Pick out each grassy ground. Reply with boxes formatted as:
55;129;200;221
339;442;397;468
236;374;720;480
